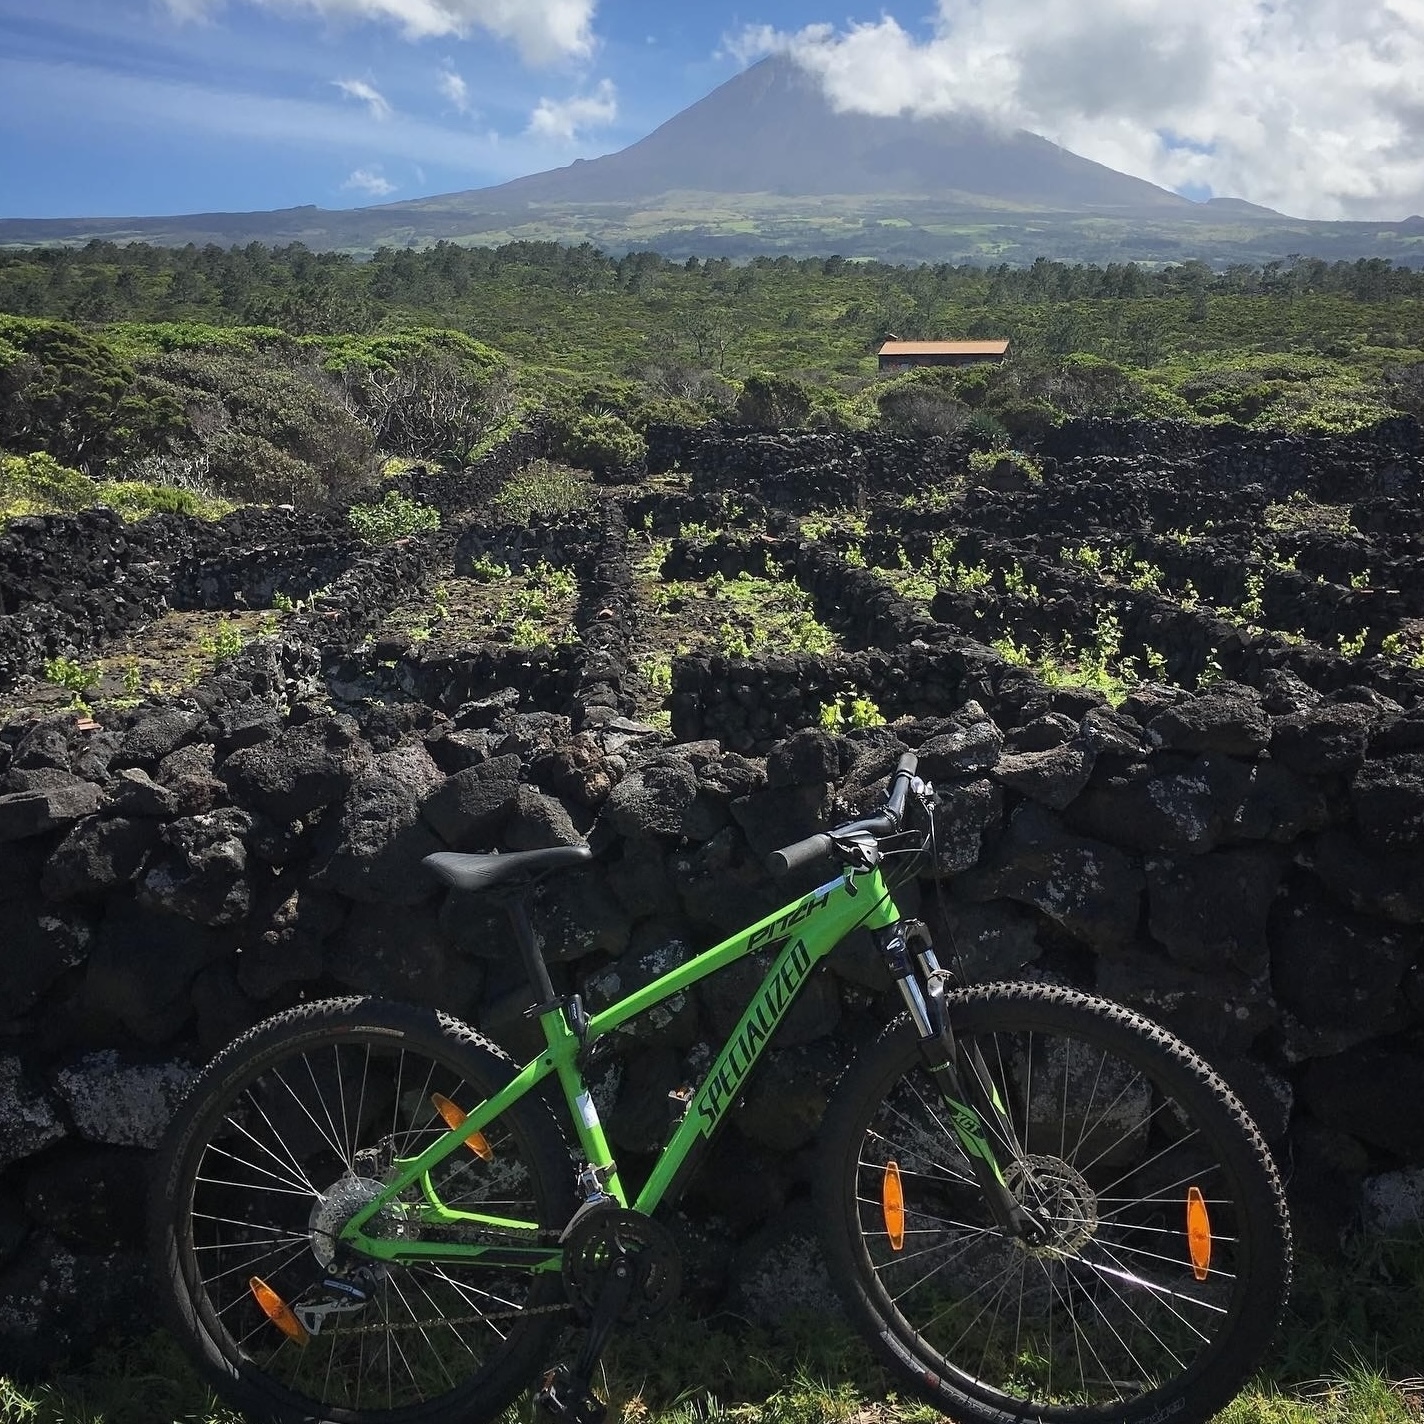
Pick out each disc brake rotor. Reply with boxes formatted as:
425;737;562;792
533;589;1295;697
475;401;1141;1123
1005;1154;1099;1256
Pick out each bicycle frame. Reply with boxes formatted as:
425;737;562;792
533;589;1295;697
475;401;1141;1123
340;866;903;1268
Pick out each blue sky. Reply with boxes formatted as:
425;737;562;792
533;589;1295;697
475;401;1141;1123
0;0;899;217
2;0;1421;221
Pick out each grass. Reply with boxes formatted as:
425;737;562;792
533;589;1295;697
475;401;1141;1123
4;1229;1423;1424
377;557;580;652
1263;493;1356;535
666;571;838;659
1217;1374;1423;1424
1;1325;1419;1424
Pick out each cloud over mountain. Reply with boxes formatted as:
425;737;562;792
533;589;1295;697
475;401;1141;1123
739;0;1424;220
527;78;617;142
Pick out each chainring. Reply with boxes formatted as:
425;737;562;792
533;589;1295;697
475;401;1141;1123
562;1208;681;1323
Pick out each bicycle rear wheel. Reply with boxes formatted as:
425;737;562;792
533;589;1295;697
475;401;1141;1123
150;997;576;1424
818;983;1291;1424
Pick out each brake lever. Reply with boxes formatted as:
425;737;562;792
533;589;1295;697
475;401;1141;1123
830;828;881;873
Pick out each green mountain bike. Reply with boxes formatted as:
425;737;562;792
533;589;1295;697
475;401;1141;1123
150;753;1292;1424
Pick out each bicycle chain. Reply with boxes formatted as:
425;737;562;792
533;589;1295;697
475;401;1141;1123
320;1298;573;1337
316;1226;574;1338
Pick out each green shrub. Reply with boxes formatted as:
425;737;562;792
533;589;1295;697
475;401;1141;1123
550;411;647;471
733;371;814;428
201;429;323;507
1047;354;1192;420
964;410;1012;448
469;554;512;582
987;398;1058;442
198;619;247;664
44;655;101;697
348;490;441;543
0;316;185;472
493;459;594;521
136;347;377;505
818;691;886;730
1;450;231;522
967;449;1042;483
95;480;231;520
876;368;970;435
1168;354;1391;433
106;321;297;360
0;450;95;517
1380;361;1424;418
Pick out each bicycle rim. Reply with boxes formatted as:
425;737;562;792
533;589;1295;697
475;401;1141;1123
830;986;1289;1422
167;1009;568;1421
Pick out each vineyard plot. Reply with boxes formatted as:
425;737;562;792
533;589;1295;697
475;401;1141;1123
377;559;581;654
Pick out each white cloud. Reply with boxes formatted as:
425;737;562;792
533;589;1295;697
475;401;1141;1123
333;77;392;120
437;61;470;114
737;1;1424;220
164;0;597;65
527;77;616;142
342;165;396;195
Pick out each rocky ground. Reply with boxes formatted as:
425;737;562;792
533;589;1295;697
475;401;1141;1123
2;417;1423;1372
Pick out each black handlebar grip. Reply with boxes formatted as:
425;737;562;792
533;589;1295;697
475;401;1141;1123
767;832;834;877
885;751;919;822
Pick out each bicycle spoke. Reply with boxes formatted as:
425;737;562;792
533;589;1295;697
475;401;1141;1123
224;1100;323;1196
1038;1255;1127;1403
1081;1241;1217;1351
270;1065;350;1170
307;1049;350;1171
201;1139;316;1197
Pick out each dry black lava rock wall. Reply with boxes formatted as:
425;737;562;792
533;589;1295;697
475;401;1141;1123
2;662;1423;1371
4;416;1424;1372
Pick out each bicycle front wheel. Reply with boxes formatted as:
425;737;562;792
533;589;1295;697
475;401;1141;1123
818;983;1291;1424
150;997;576;1424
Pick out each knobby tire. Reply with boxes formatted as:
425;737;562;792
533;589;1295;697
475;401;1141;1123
817;982;1292;1424
149;997;576;1424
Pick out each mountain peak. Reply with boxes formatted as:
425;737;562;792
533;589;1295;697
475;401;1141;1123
422;56;1193;215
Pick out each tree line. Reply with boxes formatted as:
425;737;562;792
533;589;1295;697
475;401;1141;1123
2;241;1422;336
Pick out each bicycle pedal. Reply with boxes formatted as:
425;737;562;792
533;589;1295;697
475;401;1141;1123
535;1365;607;1424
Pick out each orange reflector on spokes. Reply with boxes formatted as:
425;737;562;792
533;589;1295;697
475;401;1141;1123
1186;1186;1212;1281
431;1092;493;1160
882;1160;906;1252
249;1277;309;1346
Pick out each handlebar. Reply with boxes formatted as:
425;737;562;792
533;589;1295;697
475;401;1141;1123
767;751;919;877
884;750;917;823
766;833;834;877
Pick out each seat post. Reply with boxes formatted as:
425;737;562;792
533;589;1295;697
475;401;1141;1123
505;895;557;1005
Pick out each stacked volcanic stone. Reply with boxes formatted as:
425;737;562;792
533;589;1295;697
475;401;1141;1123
644;424;971;510
2;650;1424;1368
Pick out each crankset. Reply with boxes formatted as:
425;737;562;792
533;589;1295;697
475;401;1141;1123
562;1207;681;1322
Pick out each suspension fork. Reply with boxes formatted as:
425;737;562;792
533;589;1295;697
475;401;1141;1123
871;922;1047;1245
